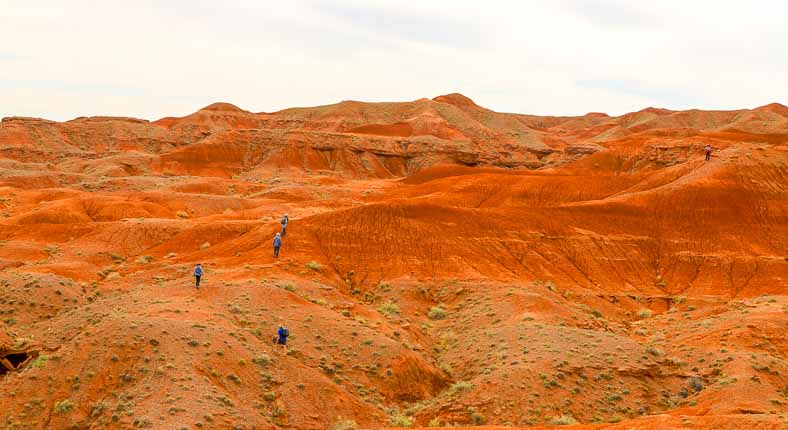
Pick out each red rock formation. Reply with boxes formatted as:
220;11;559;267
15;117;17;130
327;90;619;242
0;95;785;429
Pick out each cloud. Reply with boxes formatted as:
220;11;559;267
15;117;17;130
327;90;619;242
0;52;21;61
575;79;703;108
564;0;660;28
0;79;144;97
308;0;486;49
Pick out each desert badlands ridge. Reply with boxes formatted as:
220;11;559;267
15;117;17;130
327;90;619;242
0;93;786;430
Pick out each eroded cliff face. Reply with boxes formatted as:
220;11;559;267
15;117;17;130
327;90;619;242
0;96;785;429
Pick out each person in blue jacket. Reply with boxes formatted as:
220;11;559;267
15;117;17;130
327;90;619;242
193;263;203;289
277;324;289;352
273;232;282;258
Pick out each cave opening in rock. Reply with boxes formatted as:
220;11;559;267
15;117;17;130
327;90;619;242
1;352;32;375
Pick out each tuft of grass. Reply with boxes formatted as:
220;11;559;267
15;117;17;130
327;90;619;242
637;308;653;319
332;419;358;430
31;355;49;368
252;354;271;366
53;399;74;414
550;415;578;425
390;414;413;427
378;301;400;317
90;401;106;417
428;306;448;320
306;261;324;272
448;381;473;395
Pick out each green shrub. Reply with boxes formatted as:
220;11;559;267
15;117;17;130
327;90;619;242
54;399;74;414
378;301;400;317
448;380;473;395
31;355;49;368
637;308;653;318
252;354;271;366
306;261;324;272
390;414;413;427
550;415;578;425
428;306;448;320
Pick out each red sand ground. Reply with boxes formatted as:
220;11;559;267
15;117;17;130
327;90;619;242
0;94;786;430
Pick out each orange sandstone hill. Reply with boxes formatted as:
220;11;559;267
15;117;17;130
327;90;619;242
0;95;786;430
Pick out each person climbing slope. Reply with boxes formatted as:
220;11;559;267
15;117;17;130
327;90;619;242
193;263;203;289
704;144;712;161
273;232;282;258
277;324;289;353
280;213;289;237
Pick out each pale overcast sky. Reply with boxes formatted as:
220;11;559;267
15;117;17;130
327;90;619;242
1;0;786;121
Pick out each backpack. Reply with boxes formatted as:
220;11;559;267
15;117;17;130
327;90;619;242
281;215;288;225
282;327;289;337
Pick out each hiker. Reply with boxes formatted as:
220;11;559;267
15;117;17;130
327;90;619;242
273;232;282;258
280;213;289;237
277;324;289;353
193;263;203;289
704;144;712;161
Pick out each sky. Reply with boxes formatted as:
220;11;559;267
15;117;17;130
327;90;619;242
1;0;786;121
